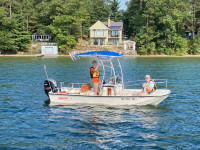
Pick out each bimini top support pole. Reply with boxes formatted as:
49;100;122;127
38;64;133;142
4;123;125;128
98;58;105;84
117;58;124;89
109;59;117;86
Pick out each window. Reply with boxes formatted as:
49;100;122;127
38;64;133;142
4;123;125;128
110;39;119;44
94;39;98;45
93;39;105;45
97;29;101;36
92;29;106;37
93;29;96;36
110;30;119;37
100;39;104;45
102;29;106;36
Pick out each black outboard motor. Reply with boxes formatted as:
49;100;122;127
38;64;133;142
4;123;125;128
44;78;58;96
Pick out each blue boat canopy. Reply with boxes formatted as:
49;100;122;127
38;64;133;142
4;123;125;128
75;51;124;57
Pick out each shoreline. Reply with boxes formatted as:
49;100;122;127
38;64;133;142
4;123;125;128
1;54;200;58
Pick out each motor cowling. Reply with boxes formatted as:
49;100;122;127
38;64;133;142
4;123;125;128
44;78;58;96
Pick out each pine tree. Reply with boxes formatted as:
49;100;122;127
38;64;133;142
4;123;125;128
0;7;30;53
48;0;90;51
109;0;122;21
89;0;111;23
188;0;200;40
13;12;31;52
20;0;36;32
124;0;193;55
123;0;146;39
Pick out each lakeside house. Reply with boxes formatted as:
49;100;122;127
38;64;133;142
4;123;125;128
89;19;123;45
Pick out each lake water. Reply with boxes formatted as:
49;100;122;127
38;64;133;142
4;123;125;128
0;57;199;150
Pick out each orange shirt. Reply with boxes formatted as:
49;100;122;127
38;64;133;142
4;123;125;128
90;67;100;83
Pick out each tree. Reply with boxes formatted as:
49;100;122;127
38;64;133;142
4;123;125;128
13;12;31;52
0;0;18;17
89;0;111;23
189;0;200;40
19;0;36;32
82;0;112;36
124;0;193;55
135;0;159;54
0;7;30;53
157;0;190;55
0;0;123;54
34;0;55;34
109;0;122;21
0;7;17;53
48;0;89;51
123;0;146;39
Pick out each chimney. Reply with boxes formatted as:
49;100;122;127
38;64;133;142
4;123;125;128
108;18;111;28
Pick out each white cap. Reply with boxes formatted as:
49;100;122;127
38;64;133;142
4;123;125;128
145;75;150;78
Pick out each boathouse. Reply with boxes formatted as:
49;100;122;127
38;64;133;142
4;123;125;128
41;43;58;55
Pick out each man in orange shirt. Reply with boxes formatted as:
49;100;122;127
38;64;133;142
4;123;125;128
90;61;101;95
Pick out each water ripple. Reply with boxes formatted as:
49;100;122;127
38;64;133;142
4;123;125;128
0;57;200;149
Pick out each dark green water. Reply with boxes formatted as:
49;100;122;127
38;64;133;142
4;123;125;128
0;57;199;150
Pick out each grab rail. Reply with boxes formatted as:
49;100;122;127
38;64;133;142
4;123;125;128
59;82;87;89
68;83;86;88
125;79;168;89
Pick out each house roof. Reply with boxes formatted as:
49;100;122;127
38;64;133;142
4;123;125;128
102;21;123;30
89;20;109;30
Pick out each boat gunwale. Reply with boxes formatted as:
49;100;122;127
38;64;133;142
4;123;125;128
49;92;171;98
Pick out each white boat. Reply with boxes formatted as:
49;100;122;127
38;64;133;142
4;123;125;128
44;51;171;106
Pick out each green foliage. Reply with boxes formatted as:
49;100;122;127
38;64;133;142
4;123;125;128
173;36;189;55
1;0;200;55
89;0;111;22
0;7;30;53
123;0;146;38
0;0;115;53
47;0;90;53
188;31;200;54
138;46;147;55
124;0;200;55
110;0;122;21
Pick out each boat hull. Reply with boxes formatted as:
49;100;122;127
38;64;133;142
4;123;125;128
48;92;170;106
